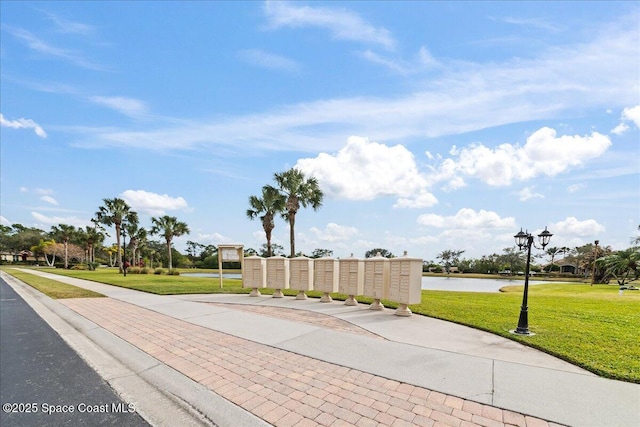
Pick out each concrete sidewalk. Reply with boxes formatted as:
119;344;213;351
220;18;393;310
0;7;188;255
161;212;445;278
3;269;639;427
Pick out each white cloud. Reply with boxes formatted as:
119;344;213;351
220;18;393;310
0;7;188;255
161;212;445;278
612;105;640;134
120;190;189;216
5;26;105;71
550;216;605;237
567;183;585;193
0;113;47;138
622;105;640;127
237;49;300;72
430;127;611;187
518;186;544;201
309;223;358;242
39;10;94;34
194;232;233;245
264;1;395;49
89;96;148;118
295;136;437;208
67;15;636;158
417;208;516;230
31;211;89;228
40;195;59;206
1;216;11;226
359;46;440;75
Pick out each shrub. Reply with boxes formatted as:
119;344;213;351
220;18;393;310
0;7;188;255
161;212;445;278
154;268;165;275
140;267;151;274
128;267;141;274
168;269;180;276
71;264;87;270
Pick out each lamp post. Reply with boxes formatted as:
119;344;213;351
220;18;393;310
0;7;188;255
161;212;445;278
122;224;127;277
591;240;599;286
512;227;552;335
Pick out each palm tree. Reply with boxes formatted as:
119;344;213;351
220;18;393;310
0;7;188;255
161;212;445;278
126;224;147;267
246;185;286;257
50;224;77;269
96;198;138;273
596;247;640;286
149;215;190;270
271;168;323;257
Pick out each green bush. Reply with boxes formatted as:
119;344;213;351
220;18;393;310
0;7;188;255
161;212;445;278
168;269;180;276
128;267;141;274
70;264;87;270
154;268;165;275
140;267;151;274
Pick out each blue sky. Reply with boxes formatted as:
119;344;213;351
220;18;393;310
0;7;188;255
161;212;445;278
1;1;639;261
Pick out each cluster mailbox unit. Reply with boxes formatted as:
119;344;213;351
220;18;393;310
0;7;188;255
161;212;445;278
241;251;423;316
364;253;391;310
339;254;364;306
266;255;289;298
314;256;340;302
289;256;314;300
243;255;266;297
389;252;424;316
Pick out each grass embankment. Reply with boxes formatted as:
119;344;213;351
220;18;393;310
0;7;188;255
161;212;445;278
3;268;105;299
5;267;639;383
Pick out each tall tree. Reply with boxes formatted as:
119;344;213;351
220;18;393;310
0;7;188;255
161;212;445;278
271;168;323;257
437;249;466;273
96;198;138;273
49;224;77;269
150;215;190;270
246;185;286;257
365;248;394;258
125;222;147;267
596;247;640;286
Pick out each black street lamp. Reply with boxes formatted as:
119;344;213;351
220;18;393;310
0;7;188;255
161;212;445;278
122;224;128;277
512;227;552;335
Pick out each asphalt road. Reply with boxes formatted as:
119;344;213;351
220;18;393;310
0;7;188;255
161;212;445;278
0;277;149;427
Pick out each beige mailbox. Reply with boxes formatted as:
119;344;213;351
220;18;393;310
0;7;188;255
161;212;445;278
266;256;289;298
339;254;364;306
389;251;424;316
243;255;266;297
289;256;314;300
364;253;390;310
313;257;339;302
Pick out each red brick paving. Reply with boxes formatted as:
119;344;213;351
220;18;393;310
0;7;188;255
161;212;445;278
61;298;563;427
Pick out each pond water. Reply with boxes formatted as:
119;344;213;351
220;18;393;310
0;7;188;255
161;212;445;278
181;273;548;293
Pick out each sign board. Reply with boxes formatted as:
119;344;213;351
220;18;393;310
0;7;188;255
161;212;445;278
217;244;244;289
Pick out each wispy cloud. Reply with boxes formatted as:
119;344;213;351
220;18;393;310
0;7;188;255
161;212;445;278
0;113;47;138
38;9;95;34
4;26;106;71
264;1;395;49
237;49;300;72
497;16;562;33
64;13;637;161
89;96;149;118
359;46;440;75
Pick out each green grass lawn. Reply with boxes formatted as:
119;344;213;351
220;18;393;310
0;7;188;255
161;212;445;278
3;268;105;299
4;266;639;383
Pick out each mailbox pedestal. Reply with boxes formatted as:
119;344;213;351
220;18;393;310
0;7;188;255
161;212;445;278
243;255;266;297
339;255;364;306
290;256;314;300
266;256;289;298
314;257;339;302
364;253;390;310
389;252;423;316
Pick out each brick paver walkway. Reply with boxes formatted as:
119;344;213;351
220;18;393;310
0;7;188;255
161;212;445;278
62;298;563;427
